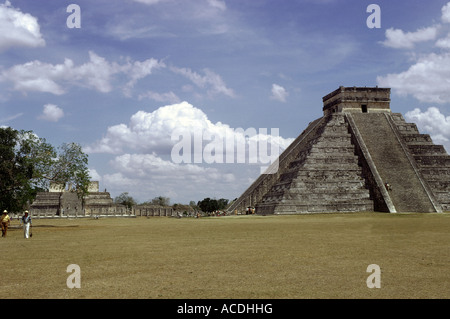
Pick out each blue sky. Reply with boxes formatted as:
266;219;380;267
1;0;450;204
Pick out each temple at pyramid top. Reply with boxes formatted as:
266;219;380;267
323;86;391;116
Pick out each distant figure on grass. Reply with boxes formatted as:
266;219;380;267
384;181;392;191
21;211;32;238
1;210;11;237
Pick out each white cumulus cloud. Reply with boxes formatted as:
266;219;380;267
381;26;438;49
377;52;450;104
85;101;293;157
0;51;165;96
0;1;45;52
405;107;450;152
38;104;64;122
442;2;450;23
86;101;294;202
435;33;450;48
270;84;288;102
377;3;450;104
85;101;211;154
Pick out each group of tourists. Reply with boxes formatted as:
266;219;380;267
246;207;255;215
1;210;33;238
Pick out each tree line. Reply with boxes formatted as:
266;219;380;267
114;192;230;213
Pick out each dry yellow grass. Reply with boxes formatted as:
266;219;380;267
1;212;449;299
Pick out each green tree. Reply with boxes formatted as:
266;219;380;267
51;142;90;199
114;192;137;210
197;198;216;212
217;198;229;210
197;198;229;212
0;128;35;212
0;127;90;212
151;196;170;206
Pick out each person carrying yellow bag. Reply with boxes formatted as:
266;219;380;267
1;210;11;237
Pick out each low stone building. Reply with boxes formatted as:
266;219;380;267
30;181;132;218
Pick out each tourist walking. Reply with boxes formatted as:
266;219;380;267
22;211;32;238
1;210;11;237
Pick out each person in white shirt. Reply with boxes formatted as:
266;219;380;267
21;211;32;238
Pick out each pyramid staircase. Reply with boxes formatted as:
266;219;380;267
390;113;450;211
349;112;440;213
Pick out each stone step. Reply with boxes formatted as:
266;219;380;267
293;143;356;156
420;167;450;180
281;163;362;181
434;192;450;203
281;191;371;200
408;145;447;155
413;155;450;167
426;180;450;190
271;171;365;191
268;179;366;194
302;161;360;170
390;113;406;123
301;136;353;154
295;169;365;178
402;134;434;144
395;123;419;134
269;202;374;214
309;146;356;154
288;155;359;171
263;190;371;202
320;128;351;136
291;181;367;190
309;135;354;145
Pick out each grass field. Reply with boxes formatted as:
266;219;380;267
1;212;449;299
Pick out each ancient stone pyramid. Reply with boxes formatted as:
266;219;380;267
228;86;450;214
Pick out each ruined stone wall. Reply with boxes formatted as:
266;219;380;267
133;205;174;217
85;204;129;216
